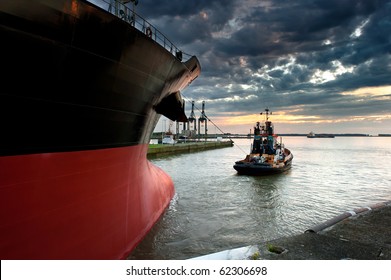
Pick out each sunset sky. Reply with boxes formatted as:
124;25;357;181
117;0;390;135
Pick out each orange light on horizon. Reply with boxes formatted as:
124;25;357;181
341;85;391;97
219;111;321;126
211;112;391;131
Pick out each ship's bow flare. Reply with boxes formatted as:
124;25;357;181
185;56;201;84
154;56;200;122
155;91;188;122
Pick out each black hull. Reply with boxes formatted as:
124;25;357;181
233;162;292;176
0;0;200;156
307;135;335;138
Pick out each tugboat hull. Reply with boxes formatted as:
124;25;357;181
233;158;293;176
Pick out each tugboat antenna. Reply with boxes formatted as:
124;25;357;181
260;107;272;121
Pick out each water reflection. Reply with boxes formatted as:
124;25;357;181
129;137;391;259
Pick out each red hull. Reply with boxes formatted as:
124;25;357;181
0;145;174;259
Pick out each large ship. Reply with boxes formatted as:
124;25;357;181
0;0;200;259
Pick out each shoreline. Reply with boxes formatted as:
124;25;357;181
147;140;234;158
191;200;391;260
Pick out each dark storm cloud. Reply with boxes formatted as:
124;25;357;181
133;0;391;132
137;0;232;18
137;0;238;45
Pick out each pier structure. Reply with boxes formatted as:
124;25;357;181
157;100;218;140
179;100;197;138
148;140;233;158
198;101;208;139
188;101;196;131
176;101;187;139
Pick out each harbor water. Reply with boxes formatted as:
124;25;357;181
128;137;391;259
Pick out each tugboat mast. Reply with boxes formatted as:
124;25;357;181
260;107;272;121
251;107;277;154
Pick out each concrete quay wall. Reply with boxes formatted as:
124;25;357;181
147;141;233;158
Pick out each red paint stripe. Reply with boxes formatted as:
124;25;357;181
0;145;174;259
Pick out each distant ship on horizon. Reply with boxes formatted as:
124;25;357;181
307;131;335;138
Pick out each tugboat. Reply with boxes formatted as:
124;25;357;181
233;108;293;175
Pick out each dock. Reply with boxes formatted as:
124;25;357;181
191;200;391;260
147;140;234;158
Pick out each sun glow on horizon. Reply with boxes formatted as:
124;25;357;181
210;110;391;134
340;85;391;97
216;112;322;128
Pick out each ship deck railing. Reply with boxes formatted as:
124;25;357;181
92;0;193;61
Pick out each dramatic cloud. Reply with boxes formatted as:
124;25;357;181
136;0;391;134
